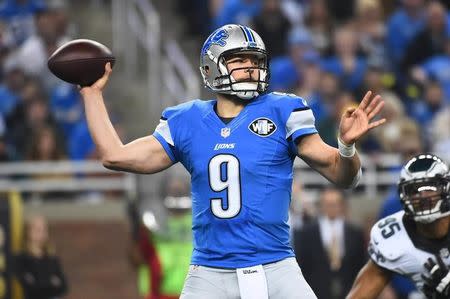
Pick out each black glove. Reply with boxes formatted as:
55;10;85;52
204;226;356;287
421;255;450;299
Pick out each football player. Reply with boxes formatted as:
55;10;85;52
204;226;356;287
80;24;385;299
346;154;450;299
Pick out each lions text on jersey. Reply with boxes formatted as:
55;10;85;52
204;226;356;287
153;92;317;268
369;211;450;291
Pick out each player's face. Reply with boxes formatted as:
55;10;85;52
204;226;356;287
225;54;260;82
407;187;442;215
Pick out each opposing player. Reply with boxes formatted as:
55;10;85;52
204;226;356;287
80;24;385;298
346;154;450;299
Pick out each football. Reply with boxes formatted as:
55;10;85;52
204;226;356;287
48;39;115;87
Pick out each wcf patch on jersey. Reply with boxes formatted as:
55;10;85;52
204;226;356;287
248;118;277;137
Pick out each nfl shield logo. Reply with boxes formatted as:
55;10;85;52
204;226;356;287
221;127;231;138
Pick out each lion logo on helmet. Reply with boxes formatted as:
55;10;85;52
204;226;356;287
201;29;229;56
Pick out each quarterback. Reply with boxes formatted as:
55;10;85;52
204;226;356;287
80;24;385;298
347;154;450;299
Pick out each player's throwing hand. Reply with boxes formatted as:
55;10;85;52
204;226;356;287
80;62;113;95
338;91;386;145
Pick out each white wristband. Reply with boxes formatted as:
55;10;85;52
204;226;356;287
338;137;356;158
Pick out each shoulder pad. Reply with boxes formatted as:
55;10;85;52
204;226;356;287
160;100;199;120
268;92;309;107
369;212;407;262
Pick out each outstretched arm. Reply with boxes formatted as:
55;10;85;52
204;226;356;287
80;63;174;174
346;260;391;299
297;91;385;188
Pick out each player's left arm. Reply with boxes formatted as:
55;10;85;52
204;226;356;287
297;91;386;189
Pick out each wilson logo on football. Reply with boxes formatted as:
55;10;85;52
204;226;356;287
248;118;277;137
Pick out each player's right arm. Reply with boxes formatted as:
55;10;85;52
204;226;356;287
79;63;174;174
348;214;406;299
346;260;391;299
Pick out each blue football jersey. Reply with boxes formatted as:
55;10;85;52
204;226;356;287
153;92;317;268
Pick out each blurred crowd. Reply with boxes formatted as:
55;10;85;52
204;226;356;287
178;0;450;156
0;0;117;163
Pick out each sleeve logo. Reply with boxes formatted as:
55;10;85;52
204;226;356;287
248;118;277;137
